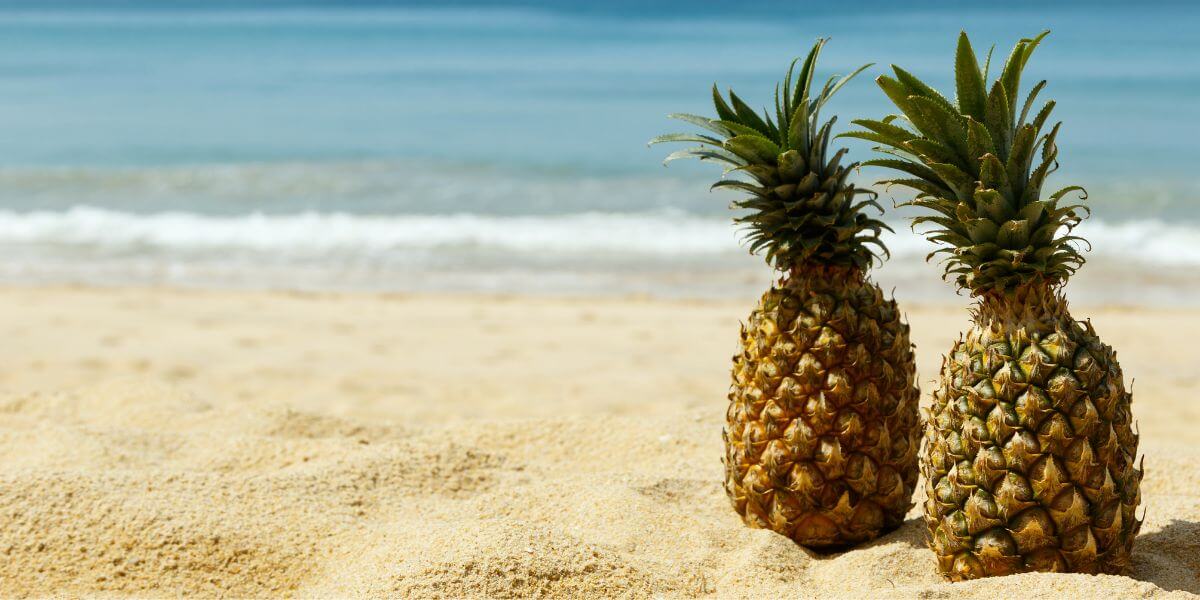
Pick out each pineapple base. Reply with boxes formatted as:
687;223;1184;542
923;285;1143;580
723;269;920;549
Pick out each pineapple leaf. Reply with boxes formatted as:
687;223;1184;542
848;117;916;142
1040;121;1062;161
1056;234;1091;252
912;215;962;231
667;113;733;137
1030;100;1056;133
662;146;745;167
858;236;891;260
965;218;999;244
1018;80;1047;128
929;163;974;200
793;38;826;109
825;147;849;176
955;31;987;120
729;164;780;186
647;133;724;147
981;44;995;82
1006;124;1039;197
888;178;957;202
838;130;906;151
1019;32;1050;66
983;80;1012;160
974;188;1009;223
998;45;1026;113
872;145;927;165
728;90;774;137
788;100;810;152
1019;202;1048;231
711;86;738;122
909;96;970;167
876;75;919;119
762;107;780;140
782;56;800;117
1048;185;1087;205
929;233;971;249
965;118;996;169
1022;153;1057;204
891;65;958;115
814;75;838;116
710;180;765;194
862;158;943;185
848;197;885;215
814;62;873;113
966;242;1001;258
774;83;787;147
777;149;808;179
1000;30;1049;119
979;153;1013;204
908;139;963;167
809;117;835;171
857;217;894;236
905;199;959;220
718;120;773;139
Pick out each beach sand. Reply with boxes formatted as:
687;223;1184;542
0;286;1197;598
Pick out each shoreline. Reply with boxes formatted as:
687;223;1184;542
0;281;1191;311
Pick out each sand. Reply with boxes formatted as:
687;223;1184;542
0;286;1197;598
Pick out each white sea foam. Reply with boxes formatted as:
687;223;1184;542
0;206;1195;303
0;207;739;257
0;206;1193;262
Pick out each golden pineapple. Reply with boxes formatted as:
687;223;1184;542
654;40;920;549
846;31;1142;578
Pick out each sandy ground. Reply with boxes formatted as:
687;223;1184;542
0;286;1197;598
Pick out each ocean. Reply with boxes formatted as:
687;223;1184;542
0;1;1197;304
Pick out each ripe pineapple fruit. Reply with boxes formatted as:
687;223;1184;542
845;31;1142;578
652;40;920;549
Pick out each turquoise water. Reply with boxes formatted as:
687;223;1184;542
0;1;1196;301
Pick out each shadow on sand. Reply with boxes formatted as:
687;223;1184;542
806;516;1200;595
1130;519;1200;595
803;517;928;557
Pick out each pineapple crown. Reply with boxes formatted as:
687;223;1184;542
650;39;889;273
844;31;1089;297
843;31;1089;296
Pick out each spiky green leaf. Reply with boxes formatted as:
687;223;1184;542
955;32;987;119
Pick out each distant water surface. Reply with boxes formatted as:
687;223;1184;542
0;1;1196;303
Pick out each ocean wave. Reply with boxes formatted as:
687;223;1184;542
0;206;1195;267
0;207;1194;303
0;207;738;257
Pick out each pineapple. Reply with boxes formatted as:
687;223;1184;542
845;31;1142;578
652;40;920;549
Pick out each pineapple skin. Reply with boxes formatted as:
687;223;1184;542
723;269;920;549
923;285;1142;580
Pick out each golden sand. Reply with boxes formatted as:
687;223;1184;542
0;287;1196;597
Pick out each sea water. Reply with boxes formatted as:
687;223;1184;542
0;1;1196;304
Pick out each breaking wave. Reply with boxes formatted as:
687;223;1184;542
0;206;1195;264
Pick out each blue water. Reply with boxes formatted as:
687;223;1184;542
0;1;1195;301
0;3;1195;179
